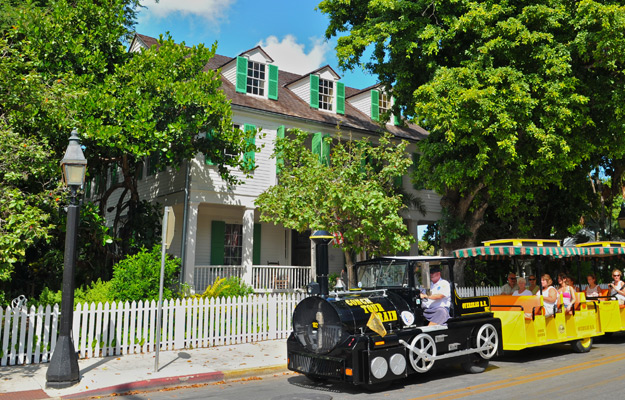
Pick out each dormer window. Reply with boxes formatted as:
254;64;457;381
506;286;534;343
319;79;334;111
308;72;345;115
247;61;266;96
234;54;278;100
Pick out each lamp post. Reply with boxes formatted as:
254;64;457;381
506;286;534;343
46;129;87;388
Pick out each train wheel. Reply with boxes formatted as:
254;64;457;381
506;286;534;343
571;337;593;353
408;333;436;373
476;323;499;359
461;355;489;374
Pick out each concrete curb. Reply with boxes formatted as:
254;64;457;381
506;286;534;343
58;364;288;399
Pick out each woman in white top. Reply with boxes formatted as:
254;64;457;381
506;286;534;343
539;274;558;316
585;274;601;298
512;277;532;296
609;269;625;305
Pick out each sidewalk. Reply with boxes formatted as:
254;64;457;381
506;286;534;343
0;339;288;400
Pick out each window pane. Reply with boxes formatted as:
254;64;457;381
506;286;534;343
246;61;266;96
318;79;333;111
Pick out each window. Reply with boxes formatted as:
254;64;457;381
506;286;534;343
235;56;278;100
319;79;334;111
224;224;243;265
246;61;265;96
379;92;390;115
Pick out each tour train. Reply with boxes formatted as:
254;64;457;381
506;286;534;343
286;239;625;389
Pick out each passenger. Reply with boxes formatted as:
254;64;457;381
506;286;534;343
420;266;451;326
608;269;625;305
512;277;532;296
558;273;576;314
501;273;519;295
527;275;540;295
585;274;601;298
538;274;558;316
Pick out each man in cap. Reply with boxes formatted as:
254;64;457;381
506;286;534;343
420;265;451;325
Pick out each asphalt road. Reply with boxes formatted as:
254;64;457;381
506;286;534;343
99;333;625;400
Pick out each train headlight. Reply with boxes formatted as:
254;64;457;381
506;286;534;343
370;356;388;379
389;353;407;375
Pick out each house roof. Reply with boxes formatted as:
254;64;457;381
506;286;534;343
133;34;429;141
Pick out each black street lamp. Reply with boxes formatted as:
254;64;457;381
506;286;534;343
618;203;625;231
46;129;87;388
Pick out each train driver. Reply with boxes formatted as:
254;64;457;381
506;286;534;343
420;265;451;326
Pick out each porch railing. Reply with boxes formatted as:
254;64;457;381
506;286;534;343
194;265;312;294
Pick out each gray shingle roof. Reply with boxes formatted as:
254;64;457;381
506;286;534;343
134;34;428;141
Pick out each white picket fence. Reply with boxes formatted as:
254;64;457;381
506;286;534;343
0;292;305;367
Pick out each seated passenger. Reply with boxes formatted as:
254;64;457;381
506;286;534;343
527;275;540;295
512;277;532;296
609;269;625;305
538;274;558;316
501;273;519;295
557;273;576;314
585;274;601;298
420;266;451;326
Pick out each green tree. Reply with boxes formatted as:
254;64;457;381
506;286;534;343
319;1;625;281
0;0;256;299
255;130;414;285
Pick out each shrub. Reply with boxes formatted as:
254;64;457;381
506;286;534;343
109;245;180;302
196;276;253;299
74;279;113;304
36;287;62;307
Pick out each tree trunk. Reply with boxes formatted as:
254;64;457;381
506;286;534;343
440;184;489;285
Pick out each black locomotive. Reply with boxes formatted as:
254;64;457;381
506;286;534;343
287;256;502;389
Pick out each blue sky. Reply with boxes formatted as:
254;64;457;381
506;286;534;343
135;0;377;89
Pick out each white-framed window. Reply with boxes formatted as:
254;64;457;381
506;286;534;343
319;79;334;111
224;223;243;265
379;92;391;115
246;61;266;96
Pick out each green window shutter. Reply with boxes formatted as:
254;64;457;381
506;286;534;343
244;124;256;169
253;223;261;265
310;75;319;109
371;90;380;121
205;130;216;165
210;220;225;265
236;56;248;94
392;97;401;125
336;82;345;115
394;175;403;188
276;125;285;175
312;132;330;166
268;64;279;100
135;161;143;180
111;162;118;184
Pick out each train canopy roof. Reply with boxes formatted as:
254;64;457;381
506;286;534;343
453;239;625;260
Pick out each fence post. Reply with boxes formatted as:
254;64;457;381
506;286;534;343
174;299;185;349
268;294;278;339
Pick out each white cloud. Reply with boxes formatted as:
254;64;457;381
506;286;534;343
256;35;330;75
140;0;235;21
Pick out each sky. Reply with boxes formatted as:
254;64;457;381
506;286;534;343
135;0;377;89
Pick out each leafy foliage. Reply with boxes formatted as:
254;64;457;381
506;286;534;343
109;245;180;302
195;277;254;299
1;0;254;297
256;129;415;282
319;0;625;266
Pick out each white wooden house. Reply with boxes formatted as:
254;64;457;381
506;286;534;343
99;34;442;293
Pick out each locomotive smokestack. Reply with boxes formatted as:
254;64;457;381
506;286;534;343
311;230;333;296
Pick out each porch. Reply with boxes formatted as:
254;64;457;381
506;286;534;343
194;265;313;294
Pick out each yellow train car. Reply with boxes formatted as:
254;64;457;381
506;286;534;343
453;240;625;353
